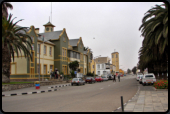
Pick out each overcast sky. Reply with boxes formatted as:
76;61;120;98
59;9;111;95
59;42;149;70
8;2;163;71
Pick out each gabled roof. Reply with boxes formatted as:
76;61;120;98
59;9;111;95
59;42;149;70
39;30;63;41
37;37;55;45
43;21;55;27
15;25;29;34
69;39;79;46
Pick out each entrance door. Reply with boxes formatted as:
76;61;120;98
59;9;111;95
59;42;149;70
30;68;34;78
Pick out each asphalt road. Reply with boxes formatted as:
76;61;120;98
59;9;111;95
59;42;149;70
2;75;138;112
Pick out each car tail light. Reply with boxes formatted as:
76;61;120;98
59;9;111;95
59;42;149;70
78;81;79;82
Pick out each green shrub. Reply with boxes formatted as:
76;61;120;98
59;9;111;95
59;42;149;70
153;80;168;89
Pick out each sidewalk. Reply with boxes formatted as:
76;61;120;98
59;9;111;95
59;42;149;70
2;82;71;97
114;88;168;112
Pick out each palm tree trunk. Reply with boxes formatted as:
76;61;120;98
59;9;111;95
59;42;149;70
2;43;11;83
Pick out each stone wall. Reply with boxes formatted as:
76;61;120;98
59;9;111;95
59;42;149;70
2;80;66;92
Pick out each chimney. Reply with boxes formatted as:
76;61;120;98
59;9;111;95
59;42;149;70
35;28;39;34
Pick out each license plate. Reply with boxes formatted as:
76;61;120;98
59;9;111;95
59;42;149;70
148;82;151;83
74;81;76;83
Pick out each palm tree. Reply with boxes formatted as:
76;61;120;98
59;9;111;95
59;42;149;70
2;2;13;19
138;2;168;78
139;2;168;55
84;46;89;51
2;14;32;83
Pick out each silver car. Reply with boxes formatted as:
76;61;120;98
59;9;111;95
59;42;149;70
139;75;143;84
136;73;143;81
101;76;108;81
71;78;85;86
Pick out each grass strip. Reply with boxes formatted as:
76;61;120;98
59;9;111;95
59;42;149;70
2;82;34;85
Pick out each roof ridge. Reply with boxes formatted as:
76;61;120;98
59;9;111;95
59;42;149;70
39;30;63;34
69;38;79;40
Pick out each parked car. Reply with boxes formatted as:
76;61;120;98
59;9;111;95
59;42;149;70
139;75;144;84
95;77;103;82
101;76;108;81
142;73;156;86
136;73;143;81
107;74;113;80
71;78;85;86
85;77;96;83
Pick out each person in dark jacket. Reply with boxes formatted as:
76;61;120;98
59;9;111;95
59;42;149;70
118;73;120;82
55;69;58;79
113;75;116;82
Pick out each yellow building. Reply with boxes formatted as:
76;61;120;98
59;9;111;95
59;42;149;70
111;52;119;74
119;69;124;75
90;59;96;75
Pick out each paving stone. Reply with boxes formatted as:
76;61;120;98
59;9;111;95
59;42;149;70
124;104;135;109
138;95;145;97
153;105;164;111
144;106;154;112
154;109;165;112
162;103;168;110
145;99;152;103
145;103;153;106
134;105;144;111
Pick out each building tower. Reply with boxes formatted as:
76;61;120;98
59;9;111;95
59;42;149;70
43;21;55;33
111;52;119;74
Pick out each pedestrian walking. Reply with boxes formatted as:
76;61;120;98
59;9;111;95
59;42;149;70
118;73;120;82
113;75;116;82
50;70;52;79
55;68;58;79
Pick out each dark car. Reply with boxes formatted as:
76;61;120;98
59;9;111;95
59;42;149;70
107;74;113;80
85;77;96;83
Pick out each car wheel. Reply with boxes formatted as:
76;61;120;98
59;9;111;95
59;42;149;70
71;83;73;86
83;82;85;85
142;83;145;86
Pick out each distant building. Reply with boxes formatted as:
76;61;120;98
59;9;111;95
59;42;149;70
111;52;119;74
94;57;112;76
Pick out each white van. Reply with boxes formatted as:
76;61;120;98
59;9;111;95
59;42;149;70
142;73;156;86
136;73;143;81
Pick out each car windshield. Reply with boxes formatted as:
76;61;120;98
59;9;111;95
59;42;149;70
102;76;106;78
86;77;91;79
96;77;100;79
145;75;154;78
72;78;78;81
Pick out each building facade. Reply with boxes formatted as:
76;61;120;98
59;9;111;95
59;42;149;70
10;22;93;81
111;52;119;74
